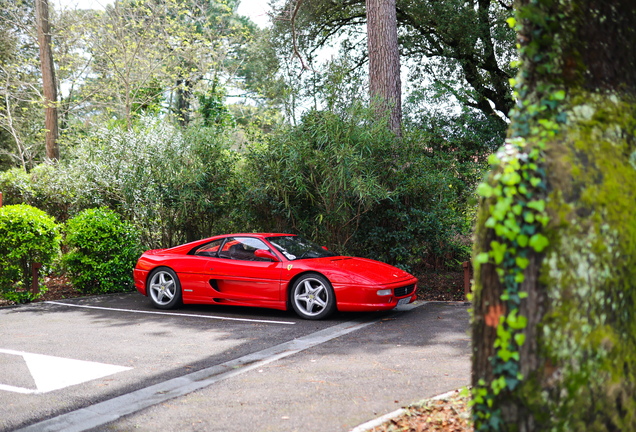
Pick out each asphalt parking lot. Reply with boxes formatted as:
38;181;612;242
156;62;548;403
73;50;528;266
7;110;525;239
0;293;471;432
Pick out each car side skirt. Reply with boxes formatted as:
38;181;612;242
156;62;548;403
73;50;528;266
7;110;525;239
182;297;288;311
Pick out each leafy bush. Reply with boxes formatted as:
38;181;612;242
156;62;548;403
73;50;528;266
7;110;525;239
0;164;75;222
0;167;33;205
60;117;240;248
0;204;60;302
63;208;142;294
243;104;395;253
242;103;489;271
351;158;471;271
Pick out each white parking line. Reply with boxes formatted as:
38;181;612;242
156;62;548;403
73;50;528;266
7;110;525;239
17;303;425;432
45;301;296;325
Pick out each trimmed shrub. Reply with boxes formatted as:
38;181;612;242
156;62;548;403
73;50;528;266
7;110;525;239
63;208;142;294
0;204;60;303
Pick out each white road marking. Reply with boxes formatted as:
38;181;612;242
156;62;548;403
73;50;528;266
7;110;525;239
0;349;131;394
16;303;425;432
46;301;296;325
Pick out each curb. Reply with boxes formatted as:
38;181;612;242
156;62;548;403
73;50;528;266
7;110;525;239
349;388;463;432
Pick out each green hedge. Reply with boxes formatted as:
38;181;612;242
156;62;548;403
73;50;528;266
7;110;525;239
63;208;142;294
0;204;60;302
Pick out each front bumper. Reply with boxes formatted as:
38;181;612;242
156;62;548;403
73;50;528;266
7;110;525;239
133;268;149;296
333;278;418;312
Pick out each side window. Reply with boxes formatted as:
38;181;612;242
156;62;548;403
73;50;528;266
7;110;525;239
218;237;273;261
192;239;224;257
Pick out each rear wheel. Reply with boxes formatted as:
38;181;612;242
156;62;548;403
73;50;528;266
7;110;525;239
147;267;182;310
291;274;336;320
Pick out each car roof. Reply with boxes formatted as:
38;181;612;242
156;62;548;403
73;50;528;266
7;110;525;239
161;233;298;254
217;233;296;239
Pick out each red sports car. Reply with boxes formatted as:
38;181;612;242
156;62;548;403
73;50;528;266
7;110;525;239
133;233;417;320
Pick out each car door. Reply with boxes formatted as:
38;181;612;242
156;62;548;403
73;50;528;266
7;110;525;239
205;237;282;301
177;238;225;301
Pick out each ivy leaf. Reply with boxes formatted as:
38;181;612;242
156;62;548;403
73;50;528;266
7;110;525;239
476;252;489;264
529;234;549;252
519;291;529;299
488;153;501;165
515;333;526;347
506;376;520;391
517;234;529;247
502;172;521;186
477;183;494;198
498;348;514;362
495;223;508;237
485;217;497;228
507;311;528;330
553;90;566;100
506;17;516;28
515;257;530;269
530;177;541;187
536;214;549;227
490;241;507;264
527;200;546;212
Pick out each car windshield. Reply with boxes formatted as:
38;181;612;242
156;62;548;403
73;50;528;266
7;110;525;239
266;236;337;261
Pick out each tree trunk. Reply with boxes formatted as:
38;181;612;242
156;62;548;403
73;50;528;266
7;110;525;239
175;77;191;127
471;0;636;430
366;0;401;137
35;0;59;160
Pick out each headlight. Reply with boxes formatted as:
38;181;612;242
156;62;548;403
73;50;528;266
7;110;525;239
377;289;392;296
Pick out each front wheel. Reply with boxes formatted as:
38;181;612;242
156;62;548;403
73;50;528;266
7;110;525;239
291;274;336;320
147;267;182;310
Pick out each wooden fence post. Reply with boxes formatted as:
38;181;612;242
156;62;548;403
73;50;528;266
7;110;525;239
463;261;471;301
32;263;42;295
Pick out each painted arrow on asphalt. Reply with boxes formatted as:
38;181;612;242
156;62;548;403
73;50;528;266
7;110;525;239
0;348;131;394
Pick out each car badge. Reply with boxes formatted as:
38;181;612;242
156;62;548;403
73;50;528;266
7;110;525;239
393;274;398;278
287;264;293;271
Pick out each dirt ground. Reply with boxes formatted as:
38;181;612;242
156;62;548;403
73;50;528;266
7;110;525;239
368;392;471;432
415;270;471;302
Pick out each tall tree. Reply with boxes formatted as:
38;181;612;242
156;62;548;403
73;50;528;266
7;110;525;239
366;0;401;136
35;0;58;160
272;0;515;125
0;0;46;170
471;0;636;430
168;0;256;127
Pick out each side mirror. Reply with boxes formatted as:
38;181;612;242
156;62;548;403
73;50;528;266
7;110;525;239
322;246;328;251
255;249;277;261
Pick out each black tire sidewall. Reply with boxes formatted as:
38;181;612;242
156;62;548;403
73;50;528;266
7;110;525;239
147;267;182;310
290;273;336;320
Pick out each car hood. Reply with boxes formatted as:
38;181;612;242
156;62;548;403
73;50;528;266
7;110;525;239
317;257;414;285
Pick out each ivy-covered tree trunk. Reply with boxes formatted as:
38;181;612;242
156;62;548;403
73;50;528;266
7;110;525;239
472;1;636;431
366;0;401;136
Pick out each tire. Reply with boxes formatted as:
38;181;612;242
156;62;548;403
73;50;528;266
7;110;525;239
147;267;182;310
290;273;336;320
